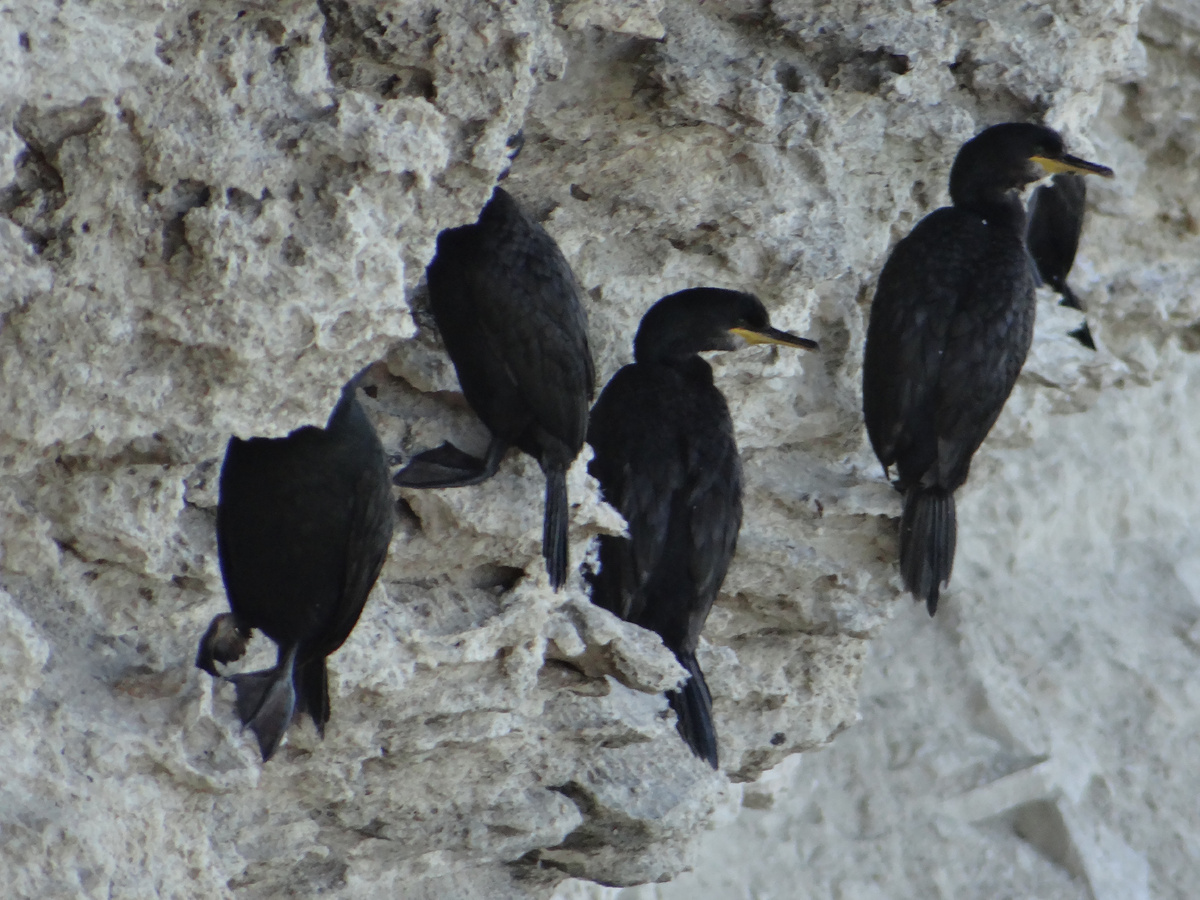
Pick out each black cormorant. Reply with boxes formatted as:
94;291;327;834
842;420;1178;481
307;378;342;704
196;381;394;760
1026;172;1096;349
587;288;818;768
393;187;594;591
863;123;1112;615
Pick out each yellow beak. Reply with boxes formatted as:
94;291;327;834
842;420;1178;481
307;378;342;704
730;326;819;351
1031;153;1114;178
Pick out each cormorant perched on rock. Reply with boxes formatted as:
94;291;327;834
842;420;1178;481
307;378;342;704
587;288;818;768
197;381;394;760
393;187;594;591
863;123;1112;615
1026;173;1096;349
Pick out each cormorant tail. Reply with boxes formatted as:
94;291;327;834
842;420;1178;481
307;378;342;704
230;644;298;761
294;657;331;738
543;464;569;591
1057;281;1084;312
900;487;957;616
667;650;718;770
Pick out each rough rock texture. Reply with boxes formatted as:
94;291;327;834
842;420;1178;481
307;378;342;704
568;362;1200;900
0;0;1181;897
558;3;1200;899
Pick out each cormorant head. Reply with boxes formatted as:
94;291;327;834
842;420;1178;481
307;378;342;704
633;287;818;364
949;123;1113;208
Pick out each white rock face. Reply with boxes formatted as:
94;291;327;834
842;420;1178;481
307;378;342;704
0;0;1185;897
557;2;1200;898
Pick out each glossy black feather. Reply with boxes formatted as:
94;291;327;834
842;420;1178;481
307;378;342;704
900;487;956;616
588;288;814;768
1026;173;1087;302
200;385;394;760
430;188;594;460
589;354;740;770
1026;173;1098;349
589;357;743;647
863;123;1109;613
395;186;594;590
670;650;718;769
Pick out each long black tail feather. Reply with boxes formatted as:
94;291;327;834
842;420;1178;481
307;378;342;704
294;657;331;738
667;650;718;769
900;487;957;616
543;465;569;591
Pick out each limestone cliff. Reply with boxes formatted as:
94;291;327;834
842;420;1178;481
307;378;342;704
0;1;1166;897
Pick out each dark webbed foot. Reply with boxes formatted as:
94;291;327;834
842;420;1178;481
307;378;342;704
230;645;299;761
393;441;486;486
196;613;250;676
392;437;507;488
1068;321;1097;350
230;669;297;761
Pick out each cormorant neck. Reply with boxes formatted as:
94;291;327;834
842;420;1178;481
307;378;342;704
633;341;713;379
633;328;707;366
950;185;1026;229
634;342;694;366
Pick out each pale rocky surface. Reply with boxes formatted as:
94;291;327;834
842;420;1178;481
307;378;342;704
563;351;1200;900
558;3;1200;899
0;0;1192;898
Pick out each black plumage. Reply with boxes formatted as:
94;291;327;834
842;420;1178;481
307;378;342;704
393;186;594;590
587;288;818;768
863;123;1112;614
1066;321;1098;351
1026;172;1096;349
196;382;394;760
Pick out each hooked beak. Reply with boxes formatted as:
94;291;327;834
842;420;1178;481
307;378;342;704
1031;153;1114;179
730;326;819;351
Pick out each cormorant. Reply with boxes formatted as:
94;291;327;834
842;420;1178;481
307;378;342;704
196;381;394;760
586;288;818;768
393;187;594;591
1026;173;1096;349
863;123;1112;615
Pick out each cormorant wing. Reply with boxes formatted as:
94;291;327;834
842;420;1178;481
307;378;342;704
214;439;244;610
315;398;395;660
215;427;328;621
863;207;988;478
928;255;1036;489
588;365;679;616
1023;187;1046;288
1025;173;1087;291
465;202;595;454
679;400;742;622
588;362;741;632
312;464;392;657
